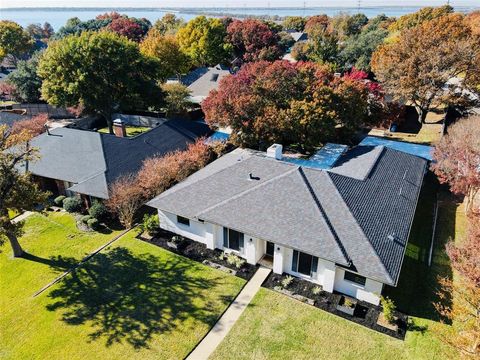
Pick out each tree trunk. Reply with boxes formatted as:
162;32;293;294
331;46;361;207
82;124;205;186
416;106;428;124
7;232;24;257
106;111;114;135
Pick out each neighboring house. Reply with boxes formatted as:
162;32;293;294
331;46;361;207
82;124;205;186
0;110;27;127
26;119;211;205
148;144;427;305
185;65;231;104
286;30;308;43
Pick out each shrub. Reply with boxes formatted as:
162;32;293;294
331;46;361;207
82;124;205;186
140;213;160;236
54;195;66;206
81;215;92;224
226;253;245;269
88;201;108;221
63;196;82;213
87;218;99;230
381;296;396;324
281;275;294;288
344;297;356;309
312;286;322;295
170;235;184;243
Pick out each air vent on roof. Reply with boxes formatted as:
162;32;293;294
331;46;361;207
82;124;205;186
210;74;219;82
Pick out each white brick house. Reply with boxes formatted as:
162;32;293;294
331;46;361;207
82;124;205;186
148;145;426;306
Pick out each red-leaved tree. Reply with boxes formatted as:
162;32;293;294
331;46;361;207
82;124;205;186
227;19;282;62
203;60;381;150
108;17;146;42
11;113;48;138
431;116;480;211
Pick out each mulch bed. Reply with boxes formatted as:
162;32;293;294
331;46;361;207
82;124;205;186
263;272;407;340
138;229;258;280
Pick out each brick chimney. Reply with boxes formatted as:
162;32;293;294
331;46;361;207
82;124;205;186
113;119;126;137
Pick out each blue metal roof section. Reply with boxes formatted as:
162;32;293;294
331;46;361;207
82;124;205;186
282;143;349;170
359;136;433;161
207;131;230;142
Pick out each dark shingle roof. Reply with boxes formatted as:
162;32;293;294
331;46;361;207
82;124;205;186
148;146;426;285
28;119;212;199
329;147;426;283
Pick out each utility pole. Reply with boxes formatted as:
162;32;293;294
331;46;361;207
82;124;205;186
303;0;306;17
357;0;361;14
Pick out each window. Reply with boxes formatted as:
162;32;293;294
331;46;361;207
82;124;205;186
344;271;366;286
177;215;190;226
292;250;318;277
223;228;244;251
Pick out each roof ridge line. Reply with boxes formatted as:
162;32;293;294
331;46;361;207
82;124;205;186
298;167;351;266
198;166;299;218
324;171;394;284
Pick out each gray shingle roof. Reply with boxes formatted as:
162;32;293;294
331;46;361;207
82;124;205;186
187;65;231;103
27;119;211;199
148;146;426;285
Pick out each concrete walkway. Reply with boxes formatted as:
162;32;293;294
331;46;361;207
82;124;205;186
186;266;271;360
11;211;34;223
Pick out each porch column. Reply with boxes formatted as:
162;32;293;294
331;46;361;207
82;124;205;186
322;261;336;293
273;245;284;274
204;223;215;250
244;236;257;265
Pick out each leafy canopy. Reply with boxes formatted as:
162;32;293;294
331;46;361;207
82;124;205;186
202;61;379;151
371;14;480;123
7;51;42;103
140;30;190;80
38;31;163;133
177;16;231;67
0;118;49;257
227;19;282;62
0;20;34;63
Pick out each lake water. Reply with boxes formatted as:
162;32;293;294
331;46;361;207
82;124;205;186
1;6;478;30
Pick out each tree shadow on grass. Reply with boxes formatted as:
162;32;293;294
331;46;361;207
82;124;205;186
22;252;78;272
46;247;229;349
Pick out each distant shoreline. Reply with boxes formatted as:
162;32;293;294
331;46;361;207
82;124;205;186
2;6;479;11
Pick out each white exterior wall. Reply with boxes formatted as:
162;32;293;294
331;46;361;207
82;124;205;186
158;210;212;247
157;210;384;305
333;268;383;305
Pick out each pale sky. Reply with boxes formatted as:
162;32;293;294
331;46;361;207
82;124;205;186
1;0;479;8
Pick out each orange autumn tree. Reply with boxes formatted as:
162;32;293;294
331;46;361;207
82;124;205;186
431;116;480;211
0;117;49;257
107;140;217;229
10;113;49;138
435;210;480;358
372;14;480;123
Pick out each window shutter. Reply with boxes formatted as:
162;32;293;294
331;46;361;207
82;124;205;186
311;256;318;278
292;250;298;272
239;232;244;252
223;228;228;248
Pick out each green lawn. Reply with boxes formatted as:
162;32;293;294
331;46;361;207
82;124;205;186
0;212;245;359
98;126;151;137
211;175;462;360
8;209;19;219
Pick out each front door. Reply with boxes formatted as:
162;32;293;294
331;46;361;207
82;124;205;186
266;241;274;257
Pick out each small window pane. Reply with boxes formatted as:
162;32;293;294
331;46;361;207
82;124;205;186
344;271;366;286
177;216;190;226
292;250;299;272
228;229;240;250
297;252;313;276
